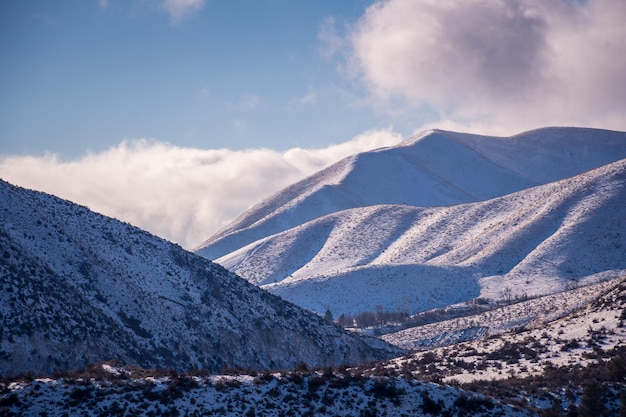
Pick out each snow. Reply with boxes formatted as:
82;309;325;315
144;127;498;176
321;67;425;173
212;157;626;317
192;127;626;324
383;275;626;385
101;364;122;376
0;179;399;377
196;127;626;261
2;126;625;416
2;366;537;417
381;277;620;350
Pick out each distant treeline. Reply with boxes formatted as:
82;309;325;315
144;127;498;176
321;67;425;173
335;298;495;329
336;305;410;328
334;291;544;330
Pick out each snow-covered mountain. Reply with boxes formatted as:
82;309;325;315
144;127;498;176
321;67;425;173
194;127;626;318
195;127;626;261
3;123;626;415
0;179;399;377
215;158;626;317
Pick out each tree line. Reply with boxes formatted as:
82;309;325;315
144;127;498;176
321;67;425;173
334;305;410;328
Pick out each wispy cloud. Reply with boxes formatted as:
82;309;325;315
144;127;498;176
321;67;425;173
162;0;205;23
0;130;402;249
225;94;262;111
290;88;318;106
318;16;347;60
343;0;626;134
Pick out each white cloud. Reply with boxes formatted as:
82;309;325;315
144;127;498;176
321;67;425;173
318;16;346;60
162;0;205;23
345;0;626;134
0;130;402;249
290;88;318;106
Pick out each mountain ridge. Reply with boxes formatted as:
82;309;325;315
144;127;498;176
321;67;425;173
238;158;625;315
201;128;626;317
196;127;626;260
0;179;399;377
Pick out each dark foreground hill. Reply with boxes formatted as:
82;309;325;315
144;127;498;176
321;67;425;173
0;179;399;377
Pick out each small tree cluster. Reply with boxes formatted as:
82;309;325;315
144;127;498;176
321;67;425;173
336;306;410;328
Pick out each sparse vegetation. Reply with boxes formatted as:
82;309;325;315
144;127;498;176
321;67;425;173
0;363;534;416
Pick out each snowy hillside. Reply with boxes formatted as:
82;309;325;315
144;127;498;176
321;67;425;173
378;275;626;416
212;157;626;317
0;179;399;377
195;127;626;260
381;277;621;350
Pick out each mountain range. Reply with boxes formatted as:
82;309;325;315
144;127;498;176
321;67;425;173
3;126;626;416
0;179;398;377
195;127;626;318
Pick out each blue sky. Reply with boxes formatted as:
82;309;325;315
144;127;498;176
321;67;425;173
1;0;625;248
1;0;395;157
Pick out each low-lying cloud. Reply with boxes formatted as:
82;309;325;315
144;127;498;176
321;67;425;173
344;0;626;133
0;130;402;249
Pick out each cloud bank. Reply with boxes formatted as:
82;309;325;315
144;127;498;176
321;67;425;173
345;0;626;134
0;130;402;249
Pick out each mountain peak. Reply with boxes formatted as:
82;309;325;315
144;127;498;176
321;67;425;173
196;127;626;260
194;127;626;320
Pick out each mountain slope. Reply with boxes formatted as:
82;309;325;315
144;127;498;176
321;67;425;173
380;275;626;416
0;179;399;377
195;127;626;260
215;158;626;316
391;275;626;385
